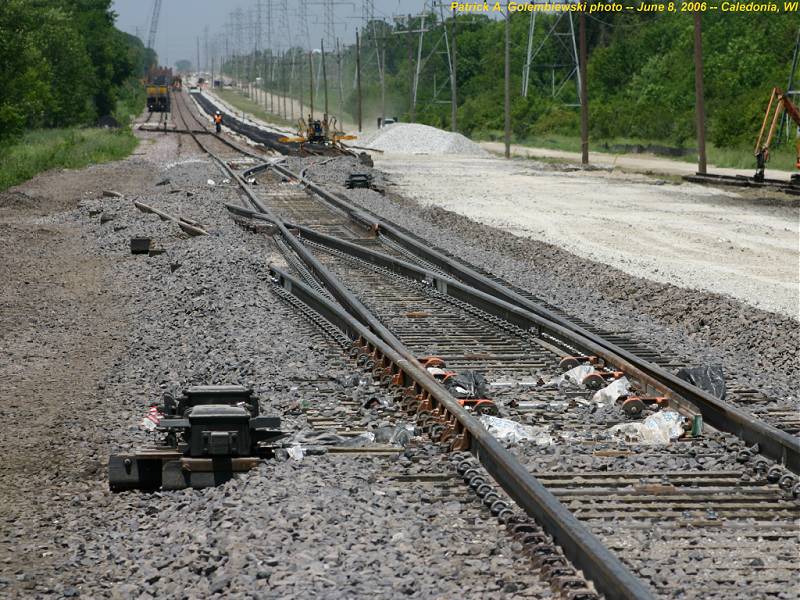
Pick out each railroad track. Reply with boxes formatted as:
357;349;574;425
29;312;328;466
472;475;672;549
684;171;800;196
160;90;800;599
237;160;798;435
280;235;799;598
170;90;275;162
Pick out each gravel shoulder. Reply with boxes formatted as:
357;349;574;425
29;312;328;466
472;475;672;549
0;119;558;598
374;153;799;319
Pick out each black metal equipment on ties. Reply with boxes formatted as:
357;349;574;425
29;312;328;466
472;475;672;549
345;173;373;189
108;385;287;491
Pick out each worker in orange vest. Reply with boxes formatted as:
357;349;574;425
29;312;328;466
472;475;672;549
214;111;222;133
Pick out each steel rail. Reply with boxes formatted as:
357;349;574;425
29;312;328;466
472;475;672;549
213;146;657;597
262;163;800;472
683;172;800;196
285;221;800;473
173;91;270;162
269;266;655;600
192;92;333;156
168;105;655;595
171;93;786;596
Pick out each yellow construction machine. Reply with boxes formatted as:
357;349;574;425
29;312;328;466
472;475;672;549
279;114;356;149
754;87;800;182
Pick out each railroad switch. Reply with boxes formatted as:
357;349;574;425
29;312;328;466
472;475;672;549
108;385;288;491
418;356;500;416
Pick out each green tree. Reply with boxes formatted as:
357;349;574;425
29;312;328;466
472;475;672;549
0;0;149;142
35;5;96;126
0;0;53;137
175;59;193;73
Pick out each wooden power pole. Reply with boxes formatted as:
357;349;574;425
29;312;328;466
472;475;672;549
321;39;329;117
356;30;363;132
504;10;511;159
299;51;305;121
408;29;415;121
579;11;589;165
693;12;707;174
451;9;458;132
309;51;314;120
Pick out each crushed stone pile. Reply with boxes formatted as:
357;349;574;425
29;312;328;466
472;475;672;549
360;123;489;156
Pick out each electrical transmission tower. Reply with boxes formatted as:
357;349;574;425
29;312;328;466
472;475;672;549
520;4;581;106
276;0;290;51
147;0;162;50
296;0;311;50
391;11;430;122
305;0;349;49
324;0;336;50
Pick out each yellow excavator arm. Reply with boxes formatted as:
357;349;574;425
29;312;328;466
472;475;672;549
754;87;800;179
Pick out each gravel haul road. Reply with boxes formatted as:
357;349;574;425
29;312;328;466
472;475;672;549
375;153;799;319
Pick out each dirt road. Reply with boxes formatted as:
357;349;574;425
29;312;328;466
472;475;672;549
480;141;797;180
376;153;799;319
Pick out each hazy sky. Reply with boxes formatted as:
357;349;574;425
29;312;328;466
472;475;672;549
111;0;430;68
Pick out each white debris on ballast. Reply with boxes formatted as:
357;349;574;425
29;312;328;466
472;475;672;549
360;123;489;157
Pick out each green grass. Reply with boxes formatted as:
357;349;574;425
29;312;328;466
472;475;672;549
695;143;798;172
474;131;798;172
216;88;296;129
0;127;139;192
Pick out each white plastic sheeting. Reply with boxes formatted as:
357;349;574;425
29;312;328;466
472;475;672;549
544;364;594;390
608;410;685;445
592;376;631;404
480;415;553;445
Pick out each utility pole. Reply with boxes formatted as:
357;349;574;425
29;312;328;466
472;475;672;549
290;51;296;122
363;7;385;123
309;51;315;120
356;29;363;132
504;9;511;159
522;12;535;97
270;54;275;114
336;38;344;117
196;36;200;76
379;38;386;123
407;18;415;121
412;14;426;122
282;53;288;119
204;26;209;72
321;39;329;117
693;12;707;174
579;11;589;165
299;51;305;121
451;9;458;132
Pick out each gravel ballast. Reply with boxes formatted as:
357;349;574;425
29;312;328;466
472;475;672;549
3;100;797;599
0;125;562;599
299;156;798;408
359;123;489;157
